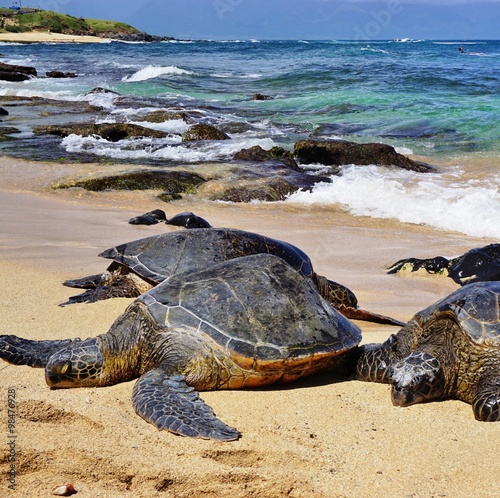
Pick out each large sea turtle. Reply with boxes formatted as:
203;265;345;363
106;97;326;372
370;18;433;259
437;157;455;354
356;281;500;421
0;254;362;440
61;227;403;326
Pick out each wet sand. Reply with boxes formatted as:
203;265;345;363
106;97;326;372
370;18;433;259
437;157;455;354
0;157;499;497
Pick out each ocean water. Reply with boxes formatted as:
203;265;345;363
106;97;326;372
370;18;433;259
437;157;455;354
1;39;499;238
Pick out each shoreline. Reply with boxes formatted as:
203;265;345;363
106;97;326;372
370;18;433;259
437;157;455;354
0;31;111;43
1;156;499;496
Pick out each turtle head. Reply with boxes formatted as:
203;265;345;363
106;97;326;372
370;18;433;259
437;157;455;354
45;338;105;388
390;351;444;407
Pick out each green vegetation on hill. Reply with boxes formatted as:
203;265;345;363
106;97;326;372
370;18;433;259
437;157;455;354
0;9;140;36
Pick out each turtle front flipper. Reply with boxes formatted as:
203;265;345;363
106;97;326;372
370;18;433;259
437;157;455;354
132;370;241;441
0;335;74;367
472;371;500;422
63;274;103;290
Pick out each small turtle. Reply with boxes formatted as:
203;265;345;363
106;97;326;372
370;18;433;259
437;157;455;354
61;227;403;326
356;281;500;421
0;254;362;440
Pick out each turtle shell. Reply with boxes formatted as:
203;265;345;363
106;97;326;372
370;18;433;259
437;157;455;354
139;253;361;366
99;228;315;284
416;281;500;347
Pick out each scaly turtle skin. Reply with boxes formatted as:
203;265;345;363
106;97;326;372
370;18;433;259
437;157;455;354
61;227;403;326
357;281;500;421
0;254;362;441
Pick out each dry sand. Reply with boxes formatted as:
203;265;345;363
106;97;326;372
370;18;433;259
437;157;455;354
0;31;109;43
0;157;499;497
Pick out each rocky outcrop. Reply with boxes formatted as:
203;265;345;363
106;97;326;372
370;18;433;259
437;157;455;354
294;139;435;172
0;107;9;116
33;123;168;142
46;71;77;78
233;145;300;172
182;124;230;142
252;93;272;101
143;110;191;123
54;170;206;193
0;61;37;82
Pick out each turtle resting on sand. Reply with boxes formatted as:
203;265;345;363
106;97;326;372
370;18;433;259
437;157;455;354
0;254;362;440
356;281;500;421
387;243;500;286
61;227;403;326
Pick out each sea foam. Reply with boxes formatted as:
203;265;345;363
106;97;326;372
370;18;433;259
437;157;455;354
122;65;196;82
287;165;500;239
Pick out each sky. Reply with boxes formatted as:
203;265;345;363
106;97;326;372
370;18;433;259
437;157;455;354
16;0;500;40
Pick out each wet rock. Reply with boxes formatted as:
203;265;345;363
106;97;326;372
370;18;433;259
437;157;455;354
129;209;167;225
0;107;8;116
0;61;37;82
252;93;272;100
0;126;21;139
33;123;168;142
85;87;120;96
294;139;435;172
143;110;191;123
182;123;230;142
157;192;183;203
233;145;301;172
166;212;212;228
201;176;299;203
46;71;78;78
55;170;206;192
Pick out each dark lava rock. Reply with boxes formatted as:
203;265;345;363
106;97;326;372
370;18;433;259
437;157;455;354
85;87;120;96
128;209;167;225
56;170;206;193
294;139;435;173
233;145;301;172
157;192;183;203
33;123;168;142
166;212;212;229
182;123;230;142
0;107;9;116
0;62;37;82
448;244;500;286
46;71;78;78
252;93;272;101
142;110;191;123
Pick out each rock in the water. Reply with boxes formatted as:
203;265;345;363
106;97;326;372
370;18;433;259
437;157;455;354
55;170;206;193
46;71;77;78
182;124;230;141
252;93;272;100
294;139;435;172
142;110;191;123
233;145;300;171
0;107;9;116
0;62;37;82
34;123;168;142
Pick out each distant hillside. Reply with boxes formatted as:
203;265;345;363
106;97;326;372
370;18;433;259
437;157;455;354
0;9;172;41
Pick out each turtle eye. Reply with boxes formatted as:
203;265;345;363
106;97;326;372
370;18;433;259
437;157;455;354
53;360;72;376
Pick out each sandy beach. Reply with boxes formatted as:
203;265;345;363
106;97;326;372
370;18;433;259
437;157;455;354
1;156;499;497
0;31;109;43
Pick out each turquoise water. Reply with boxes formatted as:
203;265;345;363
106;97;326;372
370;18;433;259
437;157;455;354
1;39;499;237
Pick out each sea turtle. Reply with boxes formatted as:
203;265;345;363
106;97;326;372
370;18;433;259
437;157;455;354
0;254;362;440
387;243;500;286
61;227;403;326
356;281;500;421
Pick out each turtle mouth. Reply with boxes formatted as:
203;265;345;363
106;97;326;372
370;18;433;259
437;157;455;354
391;385;418;407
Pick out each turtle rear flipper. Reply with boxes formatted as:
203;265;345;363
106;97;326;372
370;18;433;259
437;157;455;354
0;335;74;367
132;370;241;441
337;305;406;327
